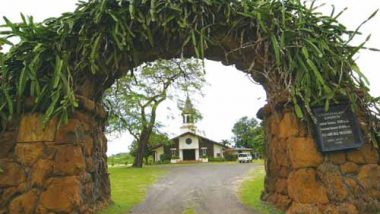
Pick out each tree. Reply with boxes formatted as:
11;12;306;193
129;131;171;164
221;139;232;147
104;58;205;168
231;117;264;156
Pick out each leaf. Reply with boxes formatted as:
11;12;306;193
20;13;27;24
129;0;135;19
43;91;60;123
368;47;380;51
302;47;309;59
306;59;324;85
162;15;175;26
280;31;285;48
53;57;64;89
281;3;286;27
0;37;12;46
2;16;14;28
150;0;156;22
352;64;369;85
271;35;280;66
256;12;267;33
324;99;330;112
191;31;200;57
91;34;102;61
305;39;323;58
4;90;13;116
108;12;119;23
17;67;27;96
294;103;304;118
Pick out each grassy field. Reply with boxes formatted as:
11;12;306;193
99;166;166;214
238;166;284;214
108;153;135;166
251;159;264;164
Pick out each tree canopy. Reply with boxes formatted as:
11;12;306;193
104;58;204;134
232;116;264;155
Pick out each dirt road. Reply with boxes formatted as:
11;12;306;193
131;163;259;214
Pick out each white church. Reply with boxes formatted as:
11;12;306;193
152;97;227;163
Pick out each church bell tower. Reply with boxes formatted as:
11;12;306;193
180;96;197;134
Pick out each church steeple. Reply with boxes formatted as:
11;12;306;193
180;96;197;133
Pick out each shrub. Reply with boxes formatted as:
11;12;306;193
160;154;171;161
209;157;225;162
225;154;237;161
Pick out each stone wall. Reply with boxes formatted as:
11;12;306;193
262;105;380;214
0;97;110;214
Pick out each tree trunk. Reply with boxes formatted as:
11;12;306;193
133;129;149;168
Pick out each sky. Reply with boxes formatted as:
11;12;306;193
1;0;379;156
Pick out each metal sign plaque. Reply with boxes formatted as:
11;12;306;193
312;104;364;152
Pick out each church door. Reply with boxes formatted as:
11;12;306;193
183;149;196;160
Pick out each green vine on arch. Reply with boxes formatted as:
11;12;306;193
0;0;379;145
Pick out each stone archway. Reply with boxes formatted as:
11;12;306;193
0;1;379;213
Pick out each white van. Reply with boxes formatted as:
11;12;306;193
238;153;252;163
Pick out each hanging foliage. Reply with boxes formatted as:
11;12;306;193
0;0;378;144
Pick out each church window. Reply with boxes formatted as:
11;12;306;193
185;138;192;145
201;147;207;157
170;148;177;157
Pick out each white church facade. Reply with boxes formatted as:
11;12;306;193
152;97;227;163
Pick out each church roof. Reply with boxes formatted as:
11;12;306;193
151;132;229;150
224;147;253;152
182;96;195;114
171;132;229;148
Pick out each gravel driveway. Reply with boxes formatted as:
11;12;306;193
131;163;259;214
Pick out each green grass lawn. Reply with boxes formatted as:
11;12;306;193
99;166;166;214
251;159;264;164
238;166;284;214
108;153;135;166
